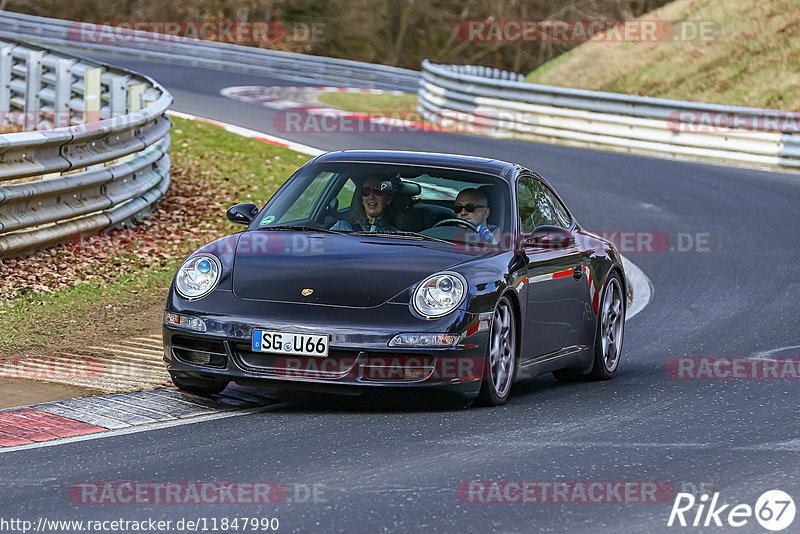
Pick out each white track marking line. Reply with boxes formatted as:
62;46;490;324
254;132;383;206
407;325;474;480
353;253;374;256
85;346;166;359
14;375;162;392
110;350;164;358
93;350;165;362
753;345;800;357
118;345;163;354
78;354;165;367
28;360;168;381
168;110;324;156
52;354;167;373
621;255;652;320
3;356;164;380
119;350;164;358
95;354;165;365
134;335;163;342
0;402;291;454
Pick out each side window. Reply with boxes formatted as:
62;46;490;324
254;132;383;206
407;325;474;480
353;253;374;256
517;175;556;232
543;187;572;229
335;178;356;211
278;173;331;223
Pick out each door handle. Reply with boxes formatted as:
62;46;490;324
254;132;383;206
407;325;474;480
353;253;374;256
573;266;583;280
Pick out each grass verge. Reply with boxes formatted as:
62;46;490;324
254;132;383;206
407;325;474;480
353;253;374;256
316;92;420;116
315;91;460;132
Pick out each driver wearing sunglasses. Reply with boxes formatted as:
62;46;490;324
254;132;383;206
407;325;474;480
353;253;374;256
454;188;496;242
331;177;398;232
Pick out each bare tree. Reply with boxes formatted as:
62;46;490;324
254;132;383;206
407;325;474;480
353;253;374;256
4;0;673;71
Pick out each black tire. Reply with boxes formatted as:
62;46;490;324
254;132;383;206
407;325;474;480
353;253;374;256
475;295;517;406
553;271;625;381
170;372;229;395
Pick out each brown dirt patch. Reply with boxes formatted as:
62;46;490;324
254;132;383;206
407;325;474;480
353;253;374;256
0;294;167;409
0;379;103;410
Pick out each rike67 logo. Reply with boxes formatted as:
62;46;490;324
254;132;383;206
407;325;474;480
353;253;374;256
667;490;796;531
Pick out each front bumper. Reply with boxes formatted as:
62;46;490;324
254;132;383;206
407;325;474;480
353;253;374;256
163;289;490;399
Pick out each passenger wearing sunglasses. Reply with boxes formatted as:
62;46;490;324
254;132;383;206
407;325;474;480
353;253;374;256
331;177;398;232
454;188;496;242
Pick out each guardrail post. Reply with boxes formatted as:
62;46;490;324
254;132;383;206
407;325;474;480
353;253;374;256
83;67;101;124
143;87;159;108
54;57;73;128
24;49;43;130
0;44;12;124
127;83;144;112
108;73;128;117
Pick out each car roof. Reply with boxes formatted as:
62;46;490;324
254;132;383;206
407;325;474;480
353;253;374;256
310;150;519;181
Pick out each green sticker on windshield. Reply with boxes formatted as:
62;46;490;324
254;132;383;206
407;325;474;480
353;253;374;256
260;215;275;226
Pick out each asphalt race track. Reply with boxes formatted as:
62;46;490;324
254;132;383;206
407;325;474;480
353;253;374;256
3;53;800;533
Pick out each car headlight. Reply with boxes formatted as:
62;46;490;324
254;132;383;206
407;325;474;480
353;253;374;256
175;254;221;300
412;272;467;319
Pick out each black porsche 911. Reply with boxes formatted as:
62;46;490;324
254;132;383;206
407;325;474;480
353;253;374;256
163;150;626;407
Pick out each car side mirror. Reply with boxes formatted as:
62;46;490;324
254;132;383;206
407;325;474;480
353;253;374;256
226;203;259;225
523;225;574;249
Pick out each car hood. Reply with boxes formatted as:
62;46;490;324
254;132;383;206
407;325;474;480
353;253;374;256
231;232;473;307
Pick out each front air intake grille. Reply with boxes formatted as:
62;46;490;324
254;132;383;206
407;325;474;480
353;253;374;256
231;343;360;379
172;336;227;368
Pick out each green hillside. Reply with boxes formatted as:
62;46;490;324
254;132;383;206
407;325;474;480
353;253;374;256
525;0;800;110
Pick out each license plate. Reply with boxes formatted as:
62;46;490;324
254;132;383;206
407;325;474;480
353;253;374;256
252;330;329;357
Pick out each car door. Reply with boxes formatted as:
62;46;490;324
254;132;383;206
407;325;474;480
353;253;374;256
517;174;590;360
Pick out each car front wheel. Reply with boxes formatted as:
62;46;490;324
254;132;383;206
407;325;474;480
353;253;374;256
475;295;517;406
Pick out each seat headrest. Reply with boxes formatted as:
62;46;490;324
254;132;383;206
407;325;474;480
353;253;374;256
477;184;505;228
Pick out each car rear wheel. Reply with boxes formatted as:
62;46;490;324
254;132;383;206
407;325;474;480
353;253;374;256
170;372;229;395
475;296;517;406
554;271;625;381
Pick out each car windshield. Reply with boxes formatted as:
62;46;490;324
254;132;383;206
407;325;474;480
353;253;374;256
254;162;511;244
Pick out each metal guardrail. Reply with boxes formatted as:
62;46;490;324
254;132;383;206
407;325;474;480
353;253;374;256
0;38;172;257
0;11;421;92
419;60;800;169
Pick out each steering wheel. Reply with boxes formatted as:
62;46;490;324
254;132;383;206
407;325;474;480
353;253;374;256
432;218;479;233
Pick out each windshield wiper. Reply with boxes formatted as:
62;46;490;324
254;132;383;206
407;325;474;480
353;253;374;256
257;225;346;235
352;230;452;244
